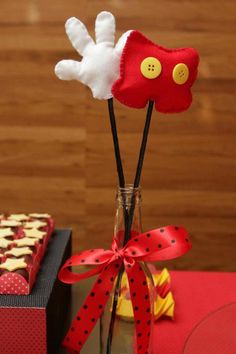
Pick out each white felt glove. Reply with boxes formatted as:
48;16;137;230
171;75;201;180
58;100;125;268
55;11;132;100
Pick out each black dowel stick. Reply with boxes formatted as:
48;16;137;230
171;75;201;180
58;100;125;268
108;98;125;188
133;101;154;189
124;100;154;244
106;100;154;353
106;98;128;353
107;97;129;232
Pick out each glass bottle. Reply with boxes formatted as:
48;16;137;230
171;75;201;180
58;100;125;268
100;185;155;354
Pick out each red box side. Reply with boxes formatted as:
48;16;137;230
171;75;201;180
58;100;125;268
0;307;46;354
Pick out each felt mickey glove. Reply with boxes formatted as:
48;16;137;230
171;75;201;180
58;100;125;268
55;11;132;100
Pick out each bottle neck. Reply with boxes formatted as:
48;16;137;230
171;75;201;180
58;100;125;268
114;185;142;248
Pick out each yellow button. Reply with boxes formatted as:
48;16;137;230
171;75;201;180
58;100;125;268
140;57;162;79
172;63;189;85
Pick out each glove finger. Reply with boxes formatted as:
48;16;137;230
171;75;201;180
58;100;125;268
54;60;82;81
95;11;115;46
65;17;95;55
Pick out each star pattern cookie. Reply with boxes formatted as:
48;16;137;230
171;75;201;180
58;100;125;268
23;229;46;239
0;220;22;227
24;221;47;229
5;247;32;257
29;213;51;219
0;238;13;248
14;238;38;247
8;214;30;222
0;228;14;238
0;258;27;271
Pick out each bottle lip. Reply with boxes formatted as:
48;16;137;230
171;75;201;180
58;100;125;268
117;185;142;205
117;184;141;193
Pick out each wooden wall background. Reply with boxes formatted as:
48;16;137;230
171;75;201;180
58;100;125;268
0;0;235;271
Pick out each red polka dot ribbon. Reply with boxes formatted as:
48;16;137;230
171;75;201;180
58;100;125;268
58;225;191;353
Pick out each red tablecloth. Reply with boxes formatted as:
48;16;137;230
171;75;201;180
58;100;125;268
154;271;236;354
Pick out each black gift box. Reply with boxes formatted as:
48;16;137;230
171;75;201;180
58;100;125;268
0;229;71;354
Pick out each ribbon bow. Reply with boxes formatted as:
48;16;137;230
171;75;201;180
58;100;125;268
59;225;191;353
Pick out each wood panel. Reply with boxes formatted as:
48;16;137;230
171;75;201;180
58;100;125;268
0;0;235;270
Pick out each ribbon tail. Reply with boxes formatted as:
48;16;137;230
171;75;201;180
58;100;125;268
125;260;152;354
63;261;121;353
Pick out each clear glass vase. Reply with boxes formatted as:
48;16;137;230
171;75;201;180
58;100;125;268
100;185;155;354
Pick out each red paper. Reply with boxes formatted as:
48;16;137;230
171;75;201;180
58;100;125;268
154;271;236;353
184;303;236;354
